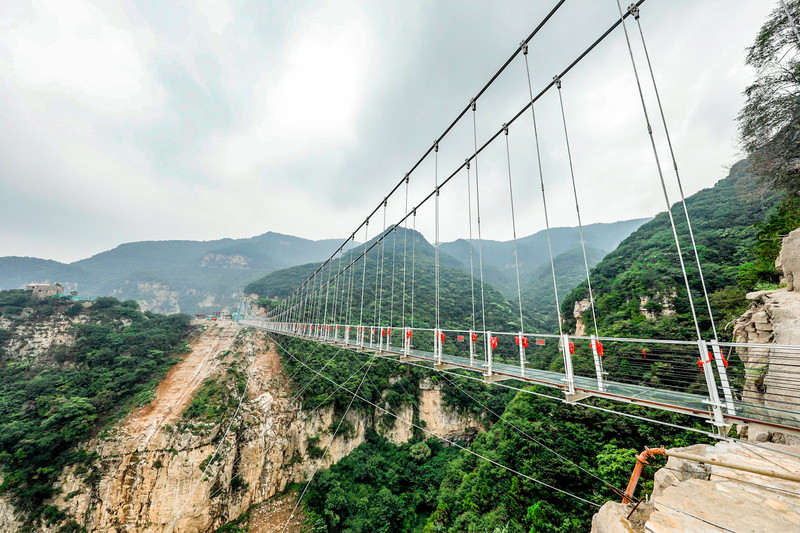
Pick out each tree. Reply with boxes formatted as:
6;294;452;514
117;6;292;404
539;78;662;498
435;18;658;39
738;0;800;191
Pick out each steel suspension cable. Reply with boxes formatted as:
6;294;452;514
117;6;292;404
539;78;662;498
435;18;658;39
632;7;718;340
322;256;333;331
278;340;600;508
273;0;571;314
401;175;410;329
410;210;418;329
375;201;387;337
466;159;477;332
435;142;441;341
472;101;489;352
436;371;630;499
281;355;375;533
272;2;646;323
374;203;388;332
555;77;600;339
503;125;526;335
346;246;356;328
616;0;703;341
359;221;369;345
389;222;397;334
523;45;564;336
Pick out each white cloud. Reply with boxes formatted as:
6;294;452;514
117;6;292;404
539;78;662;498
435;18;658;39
196;0;234;35
206;0;374;178
0;0;159;114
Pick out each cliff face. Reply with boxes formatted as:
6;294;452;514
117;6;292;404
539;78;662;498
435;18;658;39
0;322;482;532
732;227;800;442
590;441;800;533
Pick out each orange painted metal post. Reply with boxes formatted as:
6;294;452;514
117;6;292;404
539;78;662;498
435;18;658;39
622;447;666;504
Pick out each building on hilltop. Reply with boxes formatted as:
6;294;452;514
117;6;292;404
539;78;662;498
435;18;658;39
26;283;65;299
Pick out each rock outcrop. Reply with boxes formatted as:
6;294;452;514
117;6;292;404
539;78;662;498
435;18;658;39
573;298;591;336
733;227;800;441
591;441;800;533
0;323;482;532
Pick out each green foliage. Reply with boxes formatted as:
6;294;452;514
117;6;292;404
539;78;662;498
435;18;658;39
561;160;781;341
420;389;708;533
0;291;192;523
738;0;800;191
304;435;460;533
0;289;34;317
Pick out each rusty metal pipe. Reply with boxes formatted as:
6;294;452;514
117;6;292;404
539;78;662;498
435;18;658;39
622;446;800;504
622;447;665;504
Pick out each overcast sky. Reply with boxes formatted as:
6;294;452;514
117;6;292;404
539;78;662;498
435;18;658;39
0;0;776;263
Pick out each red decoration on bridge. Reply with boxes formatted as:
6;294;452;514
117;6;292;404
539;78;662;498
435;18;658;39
593;340;604;356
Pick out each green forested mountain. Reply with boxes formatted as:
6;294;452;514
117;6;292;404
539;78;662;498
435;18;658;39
271;161;792;533
520;246;607;331
246;228;525;359
0;290;192;518
562;160;782;340
440;218;649;297
0;232;350;315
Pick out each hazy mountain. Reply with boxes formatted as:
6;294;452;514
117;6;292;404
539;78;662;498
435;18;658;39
439;218;650;298
1;218;647;317
0;232;352;314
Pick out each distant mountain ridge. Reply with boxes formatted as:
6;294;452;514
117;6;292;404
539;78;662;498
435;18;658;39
0;232;352;314
1;219;649;316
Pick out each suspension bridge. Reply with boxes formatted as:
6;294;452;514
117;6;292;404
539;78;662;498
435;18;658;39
159;2;800;531
235;0;800;442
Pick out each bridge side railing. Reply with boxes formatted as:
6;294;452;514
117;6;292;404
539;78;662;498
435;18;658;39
239;315;800;435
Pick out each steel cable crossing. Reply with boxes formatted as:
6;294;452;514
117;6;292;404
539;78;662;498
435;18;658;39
200;334;645;516
271;336;602;509
280;355;376;533
267;0;648;329
166;347;258;533
244;0;800;435
270;0;575;316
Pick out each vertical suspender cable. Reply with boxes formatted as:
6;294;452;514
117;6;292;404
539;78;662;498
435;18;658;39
466;159;477;332
389;225;397;333
334;245;345;327
377;200;388;334
616;0;703;341
434;142;441;337
359;220;369;342
523;44;564;336
555;77;600;339
402;175;410;329
374;207;385;336
472;101;489;349
632;7;718;340
322;256;333;331
503;124;526;335
346;245;356;328
411;210;418;330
